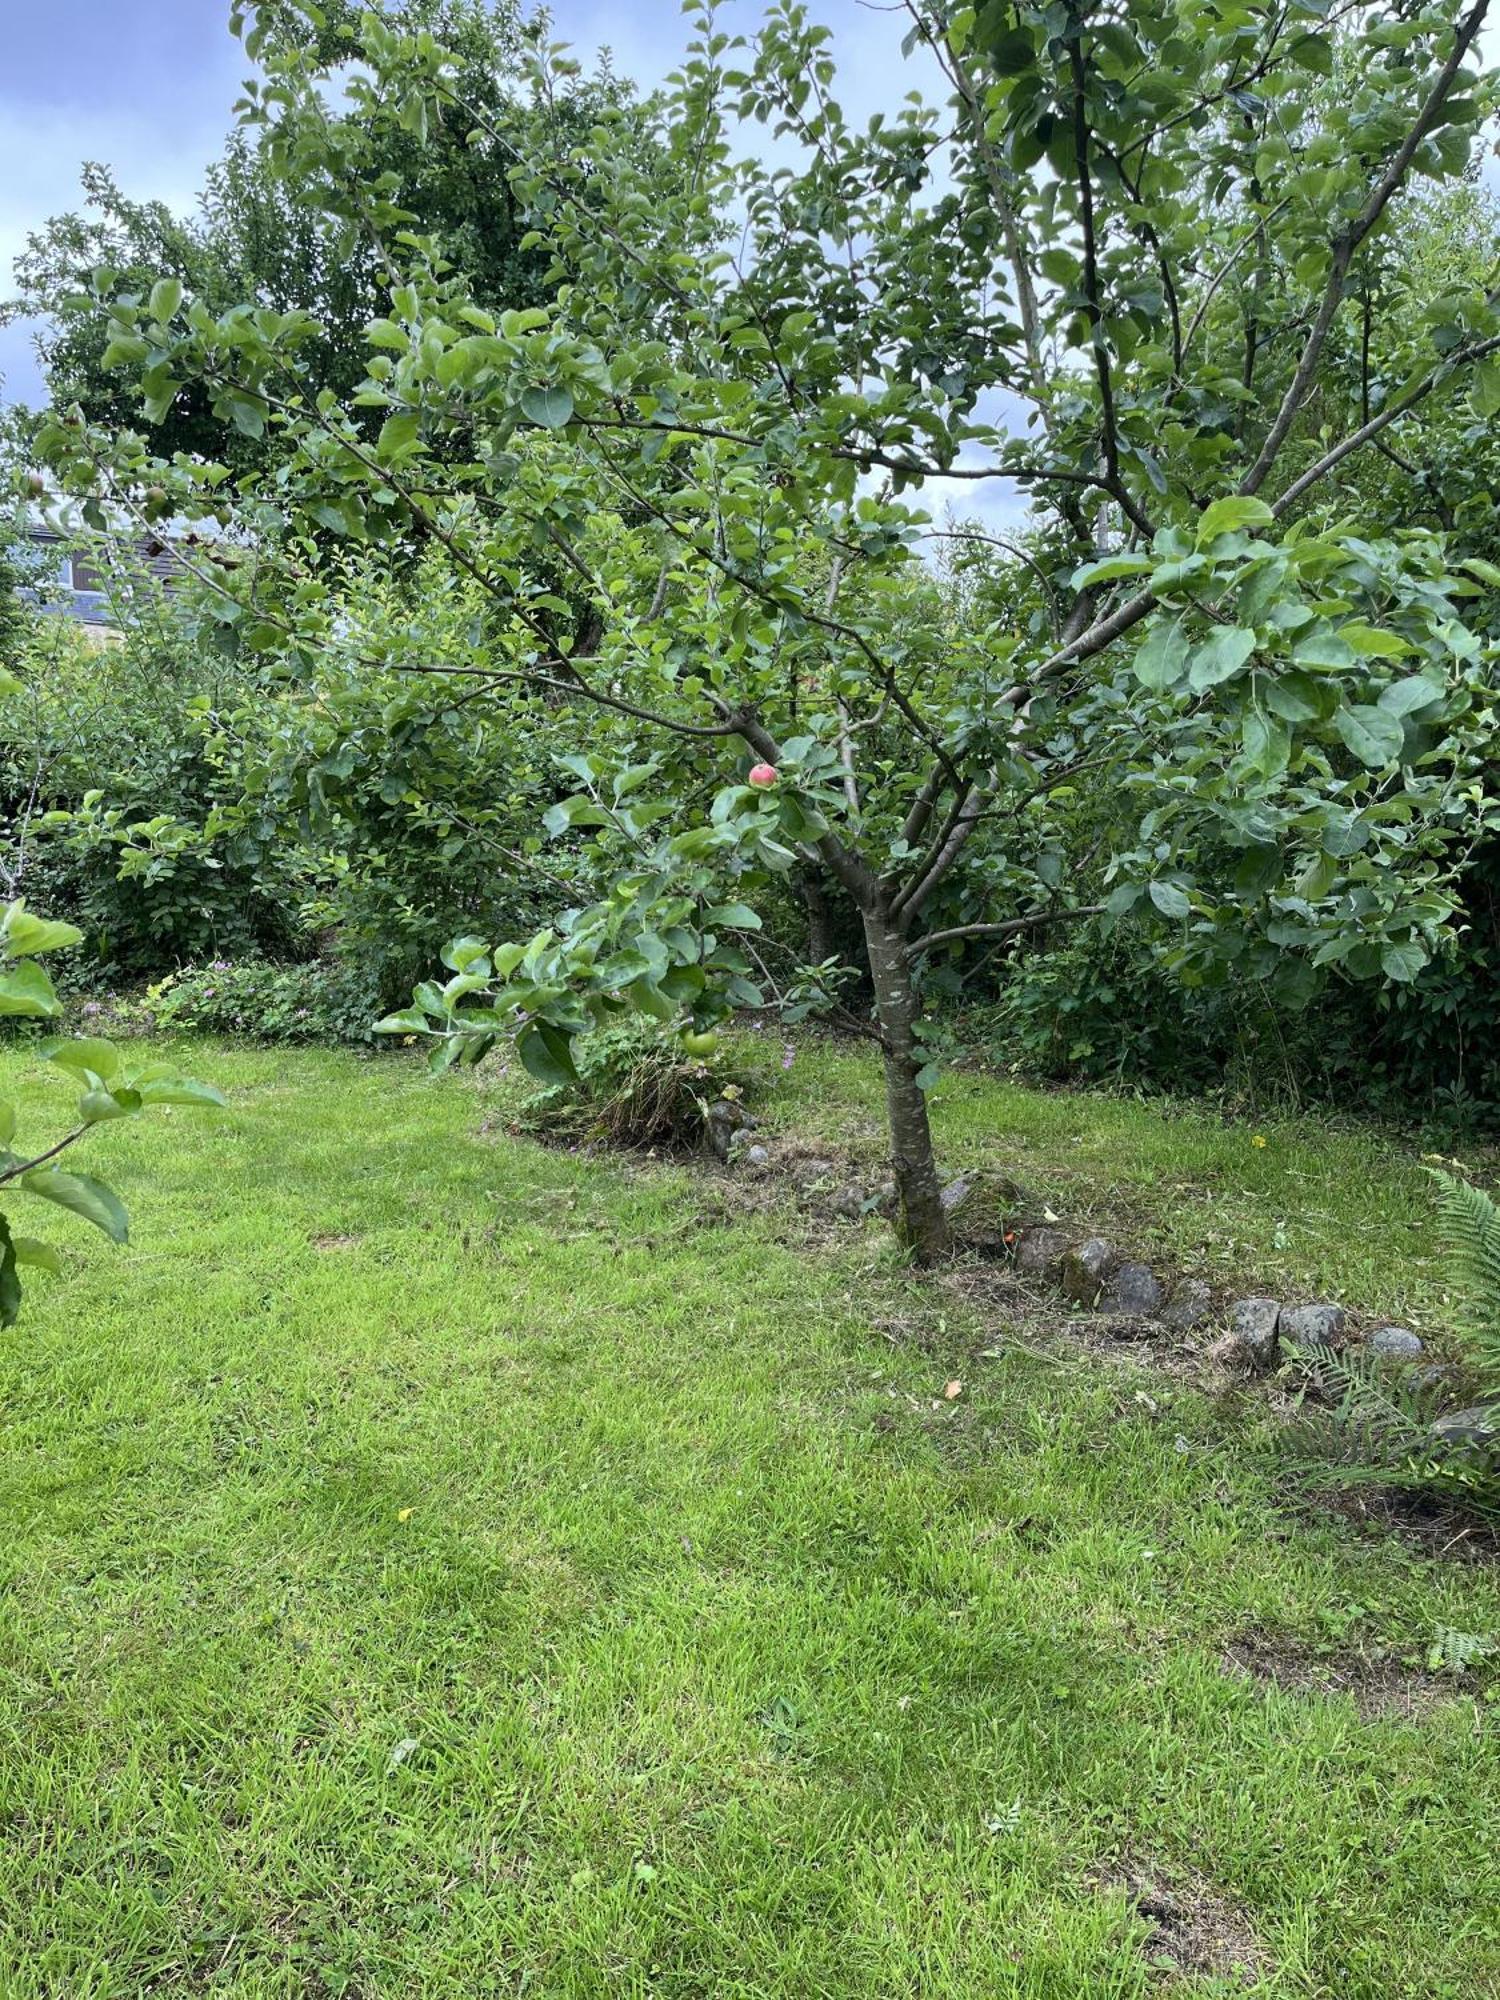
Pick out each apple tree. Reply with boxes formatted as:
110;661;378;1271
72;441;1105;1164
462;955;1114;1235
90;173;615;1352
37;0;1500;1257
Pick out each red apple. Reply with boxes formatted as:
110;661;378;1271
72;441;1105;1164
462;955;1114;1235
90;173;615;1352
748;762;778;788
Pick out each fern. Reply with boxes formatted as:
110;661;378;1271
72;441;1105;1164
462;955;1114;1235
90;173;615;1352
1427;1626;1497;1674
1427;1169;1500;1383
1291;1342;1500;1523
1294;1343;1441;1459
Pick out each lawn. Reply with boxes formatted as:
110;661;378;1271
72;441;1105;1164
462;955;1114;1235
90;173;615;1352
1;1036;1496;1998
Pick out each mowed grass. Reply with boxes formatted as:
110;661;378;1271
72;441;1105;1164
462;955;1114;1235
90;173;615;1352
767;1035;1481;1334
0;1037;1497;1999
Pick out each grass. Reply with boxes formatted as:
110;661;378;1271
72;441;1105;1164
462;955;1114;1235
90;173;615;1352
0;1034;1497;1998
768;1034;1480;1333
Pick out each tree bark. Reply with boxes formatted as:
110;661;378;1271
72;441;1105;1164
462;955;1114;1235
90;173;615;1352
861;908;952;1262
802;869;834;965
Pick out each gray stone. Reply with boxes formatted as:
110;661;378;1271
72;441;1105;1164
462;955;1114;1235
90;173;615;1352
1211;1298;1281;1374
743;1144;770;1169
1430;1405;1500;1453
1014;1226;1073;1276
1060;1236;1114;1307
1208;1330;1264;1376
1230;1298;1282;1359
704;1097;754;1162
873;1179;899;1219
1161;1278;1214;1332
1410;1363;1460;1398
1279;1302;1347;1350
1103;1260;1165;1317
828;1183;868;1221
1365;1324;1423;1362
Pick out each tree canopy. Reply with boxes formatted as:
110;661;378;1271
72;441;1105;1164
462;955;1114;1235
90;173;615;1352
6;0;647;469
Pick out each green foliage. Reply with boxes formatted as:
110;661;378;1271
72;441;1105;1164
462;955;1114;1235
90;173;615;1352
0;890;222;1322
964;899;1500;1134
4;1;651;468
1294;1170;1500;1521
0;608;302;977
1295;1342;1500;1522
1428;1168;1500;1376
148;956;383;1047
1427;1624;1497;1674
190;552;568;998
516;1016;756;1151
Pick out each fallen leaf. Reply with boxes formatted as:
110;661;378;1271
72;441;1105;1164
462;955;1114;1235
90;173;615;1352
943;1379;963;1400
397;1506;414;1522
385;1736;420;1774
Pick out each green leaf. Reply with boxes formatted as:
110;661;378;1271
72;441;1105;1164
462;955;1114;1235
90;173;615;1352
1132;620;1189;692
1470;358;1500;421
134;1076;226;1109
706;904;762;930
1377;675;1443;717
1265;671;1322;723
0;1103;12;1146
1288;32;1334;73
21;1169;129;1243
1335;703;1404;768
44;1037;122;1084
0;962;61;1019
1072;553;1153;587
1380;939;1427;983
11;1236;61;1275
374;1009;433;1035
1187;626;1256;692
0;1218;19;1329
101;334;149;371
2;907;84;956
376;411;422;462
148;276;184;322
1338;623;1411;659
520;384;575;430
80;1087;142;1124
516;1019;578;1088
227;394;265;440
1242;709;1290;777
441;935;490;973
1149;880;1192;918
1195;496;1275;546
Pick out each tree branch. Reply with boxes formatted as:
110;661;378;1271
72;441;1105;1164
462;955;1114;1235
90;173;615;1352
907;904;1104;958
1240;0;1491;495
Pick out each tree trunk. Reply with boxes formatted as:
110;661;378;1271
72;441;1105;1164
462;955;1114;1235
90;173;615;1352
802;869;833;964
861;908;952;1263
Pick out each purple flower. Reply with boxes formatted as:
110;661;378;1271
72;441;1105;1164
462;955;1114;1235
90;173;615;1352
211;959;231;972
203;987;216;998
781;1044;796;1071
82;1001;101;1017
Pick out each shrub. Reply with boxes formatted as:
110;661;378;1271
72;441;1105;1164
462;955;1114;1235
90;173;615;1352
517;1017;759;1152
1;610;301;978
147;957;381;1046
